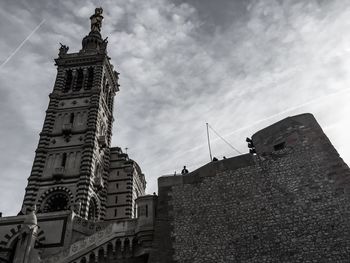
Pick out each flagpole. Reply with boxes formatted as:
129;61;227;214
206;123;213;161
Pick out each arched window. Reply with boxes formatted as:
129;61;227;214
69;112;75;124
103;82;109;95
42;192;71;213
63;70;73;92
88;253;96;263
105;87;110;106
75;69;84;90
74;152;81;168
94;163;100;177
45;154;53;169
61;153;67;167
67;152;74;168
8;236;19;262
88;198;98;220
86;67;94;89
103;75;106;89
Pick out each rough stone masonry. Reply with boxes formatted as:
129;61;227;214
148;113;350;263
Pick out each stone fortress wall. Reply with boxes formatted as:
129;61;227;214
149;113;350;262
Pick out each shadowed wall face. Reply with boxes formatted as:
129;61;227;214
149;114;350;262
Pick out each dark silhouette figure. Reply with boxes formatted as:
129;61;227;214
223;156;227;159
212;157;218;162
181;166;189;174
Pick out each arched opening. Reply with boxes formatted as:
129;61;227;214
102;76;106;91
93;162;104;189
88;252;95;263
94;163;101;177
103;81;109;97
75;68;84;91
69;112;75;124
42;192;71;213
107;243;114;261
88;197;98;221
64;70;73;92
114;239;123;260
86;67;94;89
124;238;132;258
1;237;19;263
61;153;67;167
98;248;105;263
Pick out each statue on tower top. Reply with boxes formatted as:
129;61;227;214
90;7;104;32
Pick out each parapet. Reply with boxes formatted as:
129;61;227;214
252;113;329;155
136;195;157;228
159;153;255;188
158;113;337;190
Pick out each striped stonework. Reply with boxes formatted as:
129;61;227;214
21;35;119;219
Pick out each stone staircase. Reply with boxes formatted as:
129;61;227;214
42;223;136;263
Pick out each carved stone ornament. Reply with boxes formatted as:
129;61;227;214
59;43;69;56
94;175;104;189
73;201;82;214
90;7;104;32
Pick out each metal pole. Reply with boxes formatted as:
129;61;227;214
206;123;213;161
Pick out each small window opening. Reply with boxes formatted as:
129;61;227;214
103;75;106;88
94;163;100;177
274;142;285;151
86;67;94;89
115;196;118;203
103;82;108;95
69;113;74;124
114;208;117;217
88;199;97;221
116;183;119;189
117;171;120;176
75;69;84;90
61;153;67;167
146;205;148;217
64;70;73;92
21;232;27;244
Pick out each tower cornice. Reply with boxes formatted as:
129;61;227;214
54;53;106;67
55;54;119;91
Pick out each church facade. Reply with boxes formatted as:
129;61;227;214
0;8;154;263
1;7;350;263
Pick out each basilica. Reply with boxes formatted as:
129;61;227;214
1;7;350;263
0;8;154;263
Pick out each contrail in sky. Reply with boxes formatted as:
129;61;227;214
0;19;45;69
223;86;350;138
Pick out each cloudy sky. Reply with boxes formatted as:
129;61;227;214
1;0;350;215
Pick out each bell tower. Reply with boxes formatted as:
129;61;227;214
21;7;119;220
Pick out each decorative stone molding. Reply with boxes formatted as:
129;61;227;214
37;187;74;212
